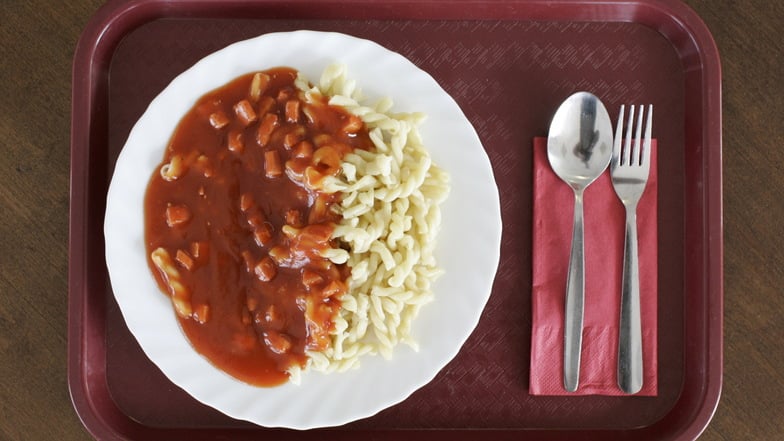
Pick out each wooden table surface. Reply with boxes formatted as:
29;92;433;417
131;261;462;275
1;0;781;439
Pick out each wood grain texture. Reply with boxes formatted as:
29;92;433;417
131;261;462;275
0;0;104;440
0;0;780;439
681;0;784;439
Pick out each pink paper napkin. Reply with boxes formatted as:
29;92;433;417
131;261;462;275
530;136;658;396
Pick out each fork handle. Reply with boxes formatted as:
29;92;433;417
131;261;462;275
564;189;585;392
618;207;643;394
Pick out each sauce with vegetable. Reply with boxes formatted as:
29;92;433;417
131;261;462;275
145;67;371;386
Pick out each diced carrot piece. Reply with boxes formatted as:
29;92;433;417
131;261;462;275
262;305;284;330
175;249;195;271
263;330;292;354
308;194;329;224
246;296;258;312
247;213;265;228
254;256;277;282
257;96;275;116
233;99;257;126
284;160;303;184
295;295;307;312
312;133;333;147
342;114;363;134
241;250;254;273
303;297;331;352
228;129;244;153
283;126;305;150
321;280;346;298
276;88;292;103
208;111;229;129
285;209;303;228
302;104;317;125
254;223;273;247
257;113;279;147
301;269;324;290
285;100;300;123
325;262;341;281
241;308;252;326
190;241;209;261
268;246;290;266
264;150;283;178
193;304;210;324
240;193;254;212
165;204;191;227
292;140;313;159
196;155;213;178
300;222;333;243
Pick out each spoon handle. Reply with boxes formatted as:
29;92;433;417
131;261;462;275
564;189;585;392
618;207;643;394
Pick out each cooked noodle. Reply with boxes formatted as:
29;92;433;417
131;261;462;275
289;65;450;381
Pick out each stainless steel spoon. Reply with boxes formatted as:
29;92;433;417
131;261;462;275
547;92;613;392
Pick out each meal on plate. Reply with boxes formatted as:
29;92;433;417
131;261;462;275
144;64;449;386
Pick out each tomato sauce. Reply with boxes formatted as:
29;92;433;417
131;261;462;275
144;68;372;386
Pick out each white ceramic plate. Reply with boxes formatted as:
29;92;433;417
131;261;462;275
105;30;501;430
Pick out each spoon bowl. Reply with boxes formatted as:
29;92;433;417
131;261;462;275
547;91;613;392
548;92;614;188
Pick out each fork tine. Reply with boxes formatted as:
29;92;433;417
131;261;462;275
623;105;634;166
633;105;645;166
614;105;625;164
642;105;653;167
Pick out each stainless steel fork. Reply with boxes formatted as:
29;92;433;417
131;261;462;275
610;104;653;394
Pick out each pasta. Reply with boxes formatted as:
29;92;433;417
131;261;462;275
289;64;450;379
150;247;192;319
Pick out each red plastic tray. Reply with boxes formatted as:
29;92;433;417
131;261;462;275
69;0;722;439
